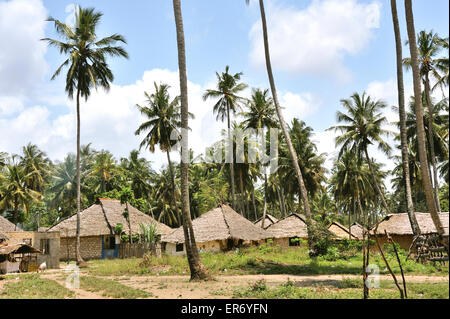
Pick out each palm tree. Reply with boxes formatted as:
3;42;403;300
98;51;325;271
390;0;420;235
404;0;445;235
330;150;375;236
120;150;153;200
18;143;51;229
90;150;118;194
172;0;210;280
244;0;313;233
135;82;189;226
329;92;393;216
48;154;84;218
242;88;277;227
0;161;41;228
279;119;327;214
203;66;248;210
404;30;447;211
43;6;129;264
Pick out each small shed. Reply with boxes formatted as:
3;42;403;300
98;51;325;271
254;214;279;229
0;244;42;274
328;222;359;240
370;212;449;250
265;214;309;247
162;204;269;256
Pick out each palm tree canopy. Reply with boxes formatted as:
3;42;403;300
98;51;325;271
42;6;129;99
242;88;278;130
203;65;248;122
135;82;193;153
329;92;392;161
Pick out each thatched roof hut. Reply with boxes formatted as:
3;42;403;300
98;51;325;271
254;214;278;229
162;204;269;244
48;199;173;238
349;222;365;239
371;212;449;236
328;221;359;240
0;215;16;234
265;214;309;239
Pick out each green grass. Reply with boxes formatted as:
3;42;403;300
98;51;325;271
80;276;152;299
0;274;74;299
86;244;449;277
233;279;449;299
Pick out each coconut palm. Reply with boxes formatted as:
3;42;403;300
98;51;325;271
120;150;154;200
329;92;393;216
404;30;448;210
172;0;210;280
390;0;420;235
244;0;313;237
242;88;277;227
89;150;118;194
404;0;444;235
203;66;248;210
42;6;129;264
0;161;41;228
135;82;191;226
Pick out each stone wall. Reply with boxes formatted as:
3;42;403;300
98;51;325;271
59;236;102;261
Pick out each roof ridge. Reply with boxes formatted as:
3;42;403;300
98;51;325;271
99;200;115;235
219;204;232;238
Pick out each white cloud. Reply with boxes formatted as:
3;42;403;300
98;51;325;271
280;91;320;124
0;0;48;100
249;0;381;81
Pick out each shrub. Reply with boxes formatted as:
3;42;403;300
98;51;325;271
249;278;267;292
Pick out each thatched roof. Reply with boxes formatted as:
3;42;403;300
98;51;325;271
371;212;449;236
162;204;269;244
265;214;308;239
48;199;173;238
0;243;42;255
254;214;278;229
0;232;9;241
349;222;365;239
328;222;359;240
0;215;16;233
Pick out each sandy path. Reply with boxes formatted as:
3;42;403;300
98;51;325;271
2;271;448;299
111;274;449;299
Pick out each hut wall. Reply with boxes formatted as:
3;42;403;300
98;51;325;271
273;238;290;247
59;236;102;261
165;240;224;256
5;231;60;269
369;234;414;251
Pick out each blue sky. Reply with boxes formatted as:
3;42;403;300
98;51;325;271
0;0;448;179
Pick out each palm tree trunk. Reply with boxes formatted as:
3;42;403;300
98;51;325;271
261;172;268;228
173;0;209;281
404;0;445;236
364;148;393;216
424;74;441;212
75;86;84;264
166;150;181;226
238;168;245;216
252;189;257;221
227;104;236;209
257;0;312;232
390;0;421;235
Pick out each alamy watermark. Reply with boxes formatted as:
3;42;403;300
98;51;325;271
65;264;80;289
171;127;280;174
365;264;380;289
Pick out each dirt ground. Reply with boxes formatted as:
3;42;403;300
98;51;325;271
26;271;448;299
